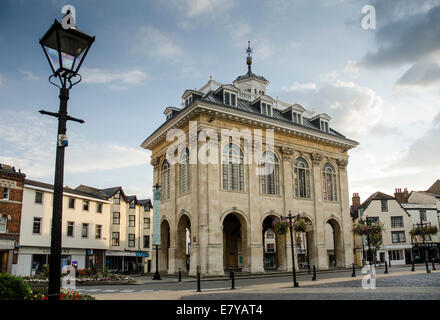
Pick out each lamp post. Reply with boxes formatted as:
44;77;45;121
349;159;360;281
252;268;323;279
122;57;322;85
152;183;162;280
365;215;373;266
39;18;94;300
414;215;431;274
281;211;300;287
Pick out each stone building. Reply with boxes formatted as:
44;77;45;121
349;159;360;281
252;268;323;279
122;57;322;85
0;164;25;274
141;44;358;275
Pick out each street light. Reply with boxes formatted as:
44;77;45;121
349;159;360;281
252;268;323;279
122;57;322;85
280;210;300;287
152;183;162;280
39;18;94;300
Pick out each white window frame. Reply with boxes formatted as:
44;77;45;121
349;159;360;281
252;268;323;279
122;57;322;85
35;191;43;204
96;224;102;239
261;102;273;116
0;215;7;233
33;217;42;234
2;187;10;200
223;91;237;107
185;95;193;107
82;223;89;238
67;221;74;237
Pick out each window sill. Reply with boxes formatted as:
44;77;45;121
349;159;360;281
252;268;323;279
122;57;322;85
294;197;313;201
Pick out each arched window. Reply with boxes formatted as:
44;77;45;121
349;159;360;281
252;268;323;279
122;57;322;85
222;143;244;191
322;162;337;201
261;151;280;195
294;157;311;198
179;148;191;195
161;160;170;201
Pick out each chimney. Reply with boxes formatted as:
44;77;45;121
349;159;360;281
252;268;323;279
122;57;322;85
352;192;360;208
394;187;409;203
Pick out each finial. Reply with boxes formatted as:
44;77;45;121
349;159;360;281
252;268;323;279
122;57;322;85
246;40;253;74
209;75;213;81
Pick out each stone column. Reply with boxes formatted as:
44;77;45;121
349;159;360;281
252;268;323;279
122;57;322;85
150;157;160;274
337;158;353;268
311;152;328;270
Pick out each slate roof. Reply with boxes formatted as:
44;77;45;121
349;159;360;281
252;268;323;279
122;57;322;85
75;185;126;200
234;71;268;83
427;179;440;194
25;179;107;200
138;199;152;207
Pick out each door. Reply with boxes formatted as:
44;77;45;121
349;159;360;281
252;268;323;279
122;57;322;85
404;249;412;264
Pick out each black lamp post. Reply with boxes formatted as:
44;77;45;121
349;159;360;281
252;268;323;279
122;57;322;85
364;215;373;266
152;183;162;280
414;216;431;274
39;18;94;300
281;211;300;287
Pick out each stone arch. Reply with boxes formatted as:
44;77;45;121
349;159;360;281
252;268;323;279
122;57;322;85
261;214;287;271
296;215;316;269
222;211;249;272
176;213;191;272
324;216;344;268
159;219;171;273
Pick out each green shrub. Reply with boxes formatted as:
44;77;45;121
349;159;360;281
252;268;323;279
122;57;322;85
0;273;31;300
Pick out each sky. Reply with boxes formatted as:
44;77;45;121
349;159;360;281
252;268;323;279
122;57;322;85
0;0;439;202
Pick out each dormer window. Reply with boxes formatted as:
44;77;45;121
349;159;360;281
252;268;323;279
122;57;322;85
223;91;237;107
166;113;173;120
320;120;329;132
261;102;272;116
185;95;193;107
292;111;302;124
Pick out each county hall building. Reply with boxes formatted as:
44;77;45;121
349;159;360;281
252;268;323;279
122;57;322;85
141;44;358;276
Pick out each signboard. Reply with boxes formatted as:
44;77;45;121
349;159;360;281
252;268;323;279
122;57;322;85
153;188;161;246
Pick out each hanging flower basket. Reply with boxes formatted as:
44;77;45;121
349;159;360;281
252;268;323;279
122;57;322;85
273;218;288;235
293;219;312;233
353;221;384;236
410;225;438;236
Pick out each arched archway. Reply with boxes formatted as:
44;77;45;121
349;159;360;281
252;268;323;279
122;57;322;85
159;220;170;273
325;218;343;268
296;216;316;269
176;214;191;272
262;215;286;271
223;212;248;271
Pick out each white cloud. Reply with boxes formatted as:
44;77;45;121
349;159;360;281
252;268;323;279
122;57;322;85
81;68;149;88
281;81;317;92
343;60;360;78
132;26;184;62
319;71;338;82
0;111;150;179
19;70;39;81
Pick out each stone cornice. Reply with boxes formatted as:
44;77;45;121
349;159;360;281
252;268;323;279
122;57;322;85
141;101;359;151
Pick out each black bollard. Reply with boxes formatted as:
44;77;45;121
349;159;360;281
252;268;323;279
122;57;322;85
229;267;232;279
426;259;431;274
411;260;415;272
231;271;235;290
351;263;356;277
384;261;388;274
197;271;201;292
432;260;436;271
312;265;316;281
178;268;182;282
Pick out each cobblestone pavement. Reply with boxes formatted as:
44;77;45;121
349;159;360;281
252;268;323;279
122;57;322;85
179;272;440;300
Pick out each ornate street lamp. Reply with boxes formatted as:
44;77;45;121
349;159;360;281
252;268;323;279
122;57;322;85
39;18;94;300
281;211;300;287
152;183;162;280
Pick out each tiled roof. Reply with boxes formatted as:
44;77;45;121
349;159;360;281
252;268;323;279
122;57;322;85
25;179;107;200
360;191;394;210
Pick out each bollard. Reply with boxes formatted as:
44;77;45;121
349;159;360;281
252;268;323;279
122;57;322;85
351;263;356;277
426;260;431;274
197;271;201;292
312;265;316;281
432;260;436;271
229;267;232;279
231;271;235;290
411;260;415;272
384;261;388;274
178;268;182;282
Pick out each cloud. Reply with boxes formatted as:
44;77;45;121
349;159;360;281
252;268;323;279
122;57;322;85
281;82;317;92
397;112;440;169
395;61;440;89
81;68;149;88
19;70;39;81
0;111;150;179
132;26;184;62
343;61;360;78
361;4;440;68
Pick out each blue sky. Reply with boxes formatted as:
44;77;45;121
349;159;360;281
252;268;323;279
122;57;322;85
0;0;439;201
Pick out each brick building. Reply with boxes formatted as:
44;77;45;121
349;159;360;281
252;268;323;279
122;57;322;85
0;164;25;274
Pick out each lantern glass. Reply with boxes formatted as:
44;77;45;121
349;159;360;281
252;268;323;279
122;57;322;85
40;20;94;77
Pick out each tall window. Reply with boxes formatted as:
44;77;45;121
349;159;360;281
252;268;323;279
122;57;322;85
128;234;135;247
179;148;191;195
67;221;74;237
96;225;102;239
33;217;42;234
2;188;10;200
68;198;75;209
113;192;120;204
261;102;272;116
113;212;120;225
420;210;426;221
0;216;7;233
161;160;170;201
294;157;311;198
144;235;150;248
97;203;102;213
129;215;135;227
223;91;237;106
82;223;89;238
112;232;120;246
381;200;388;212
35;191;43;204
322;162;337;201
83;200;89;211
261;151;280;195
144;217;150;229
222;143;244;191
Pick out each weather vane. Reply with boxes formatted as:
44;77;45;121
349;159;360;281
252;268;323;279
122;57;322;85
246;40;253;74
